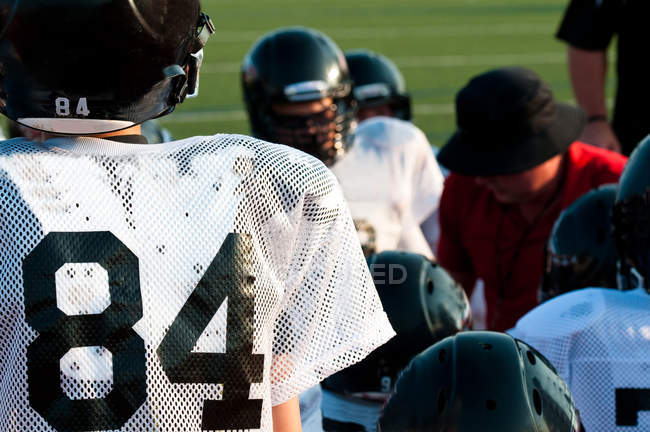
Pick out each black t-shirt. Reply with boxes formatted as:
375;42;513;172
557;0;650;155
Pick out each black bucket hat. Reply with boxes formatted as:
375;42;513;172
437;67;586;176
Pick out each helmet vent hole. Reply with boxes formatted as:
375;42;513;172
427;280;434;295
437;388;447;414
486;400;497;411
480;343;493;351
438;349;447;363
533;389;542;415
526;351;536;365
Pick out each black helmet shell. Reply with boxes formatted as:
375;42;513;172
241;27;356;165
345;49;411;121
0;0;213;134
379;331;581;432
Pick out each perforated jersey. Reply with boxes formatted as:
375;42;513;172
330;116;443;258
0;134;395;432
510;288;650;432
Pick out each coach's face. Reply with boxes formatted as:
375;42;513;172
474;154;563;204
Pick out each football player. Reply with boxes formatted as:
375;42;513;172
0;2;395;431
321;251;471;431
540;183;619;302
344;49;445;255
242;27;444;260
344;50;411;123
510;137;650;431
379;331;583;431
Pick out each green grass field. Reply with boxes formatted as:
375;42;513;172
160;0;616;147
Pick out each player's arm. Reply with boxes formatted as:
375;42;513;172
556;0;619;152
272;397;302;432
567;46;620;152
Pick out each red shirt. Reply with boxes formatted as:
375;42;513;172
437;142;627;331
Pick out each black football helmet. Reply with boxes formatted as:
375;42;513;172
322;251;471;399
0;0;214;135
241;27;356;166
379;332;583;432
345;50;411;121
613;135;650;293
540;183;618;302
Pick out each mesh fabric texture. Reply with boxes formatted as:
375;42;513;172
0;134;394;432
510;287;650;432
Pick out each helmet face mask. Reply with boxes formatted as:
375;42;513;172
241;27;357;166
613;189;650;292
540;252;613;302
612;136;650;293
0;1;214;135
539;184;619;301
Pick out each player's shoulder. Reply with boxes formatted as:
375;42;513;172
353;116;429;151
214;133;338;196
0;138;44;177
0;137;39;156
511;287;613;339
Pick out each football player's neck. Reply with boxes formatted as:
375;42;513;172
40;125;142;141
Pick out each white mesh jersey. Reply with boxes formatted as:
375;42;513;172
0;134;395;432
510;287;650;432
330;116;443;258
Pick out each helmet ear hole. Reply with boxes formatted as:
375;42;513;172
526;350;536;365
437;388;447;414
427;280;434;295
438;348;447;363
533;389;542;415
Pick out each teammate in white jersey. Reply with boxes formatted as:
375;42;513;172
510;137;650;431
344;49;444;267
241;28;444;260
0;2;395;431
241;28;443;430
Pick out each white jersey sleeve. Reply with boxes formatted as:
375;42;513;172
269;151;395;405
510;288;650;432
0;134;394;432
